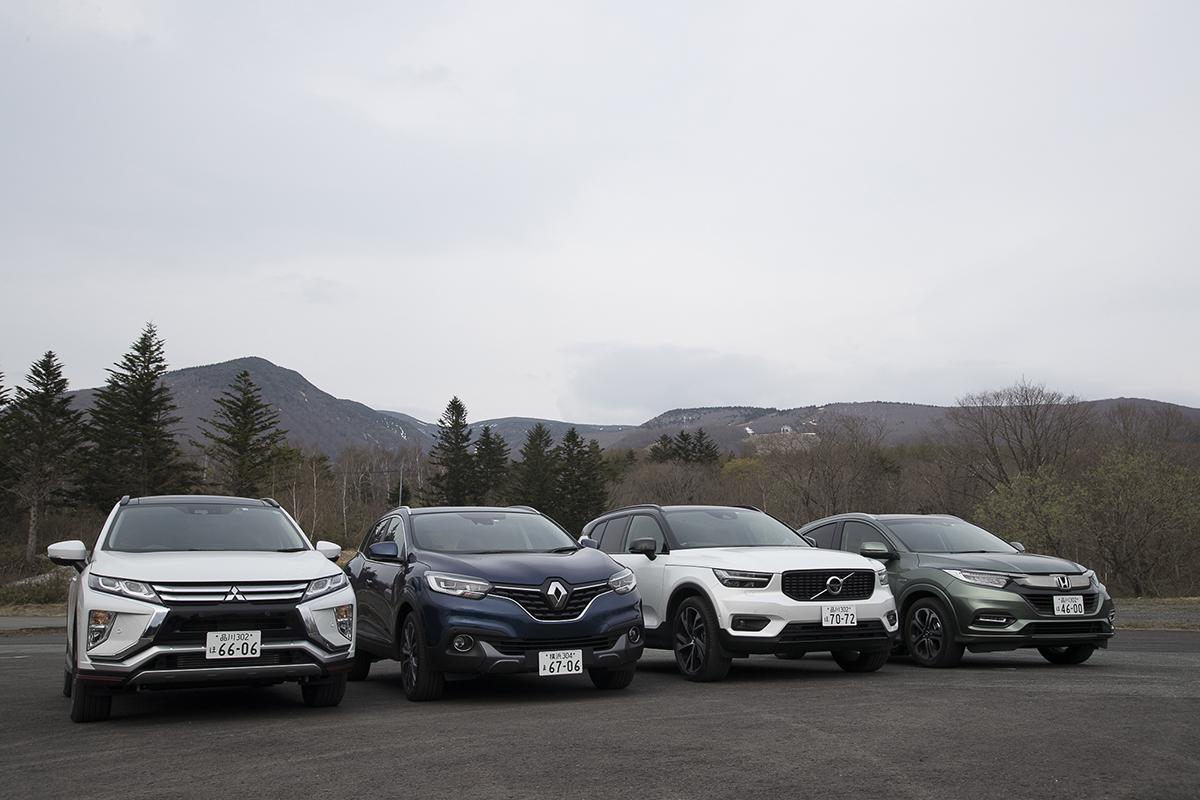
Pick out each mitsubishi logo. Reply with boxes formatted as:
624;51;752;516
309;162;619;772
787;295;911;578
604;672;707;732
1055;575;1071;590
223;586;248;602
543;580;570;611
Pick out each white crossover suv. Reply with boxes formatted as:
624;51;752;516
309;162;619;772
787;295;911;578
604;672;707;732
48;495;356;722
580;505;899;680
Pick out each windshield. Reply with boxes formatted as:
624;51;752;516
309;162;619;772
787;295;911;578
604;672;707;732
882;518;1016;554
664;508;809;549
104;503;309;553
410;511;578;554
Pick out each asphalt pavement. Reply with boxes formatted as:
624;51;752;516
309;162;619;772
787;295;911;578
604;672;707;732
0;630;1197;800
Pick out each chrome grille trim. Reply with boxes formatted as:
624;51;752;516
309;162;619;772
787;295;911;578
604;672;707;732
151;581;309;604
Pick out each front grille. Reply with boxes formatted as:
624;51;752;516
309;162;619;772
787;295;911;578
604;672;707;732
152;581;308;605
780;570;875;602
486;632;620;656
489;582;612;621
154;606;307;646
148;650;312;670
778;620;889;643
1025;621;1108;636
1021;592;1101;616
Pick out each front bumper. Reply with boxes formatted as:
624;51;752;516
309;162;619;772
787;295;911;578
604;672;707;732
946;583;1117;651
74;585;355;689
421;589;644;675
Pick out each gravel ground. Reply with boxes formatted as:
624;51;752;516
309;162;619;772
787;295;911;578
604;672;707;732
1114;597;1200;629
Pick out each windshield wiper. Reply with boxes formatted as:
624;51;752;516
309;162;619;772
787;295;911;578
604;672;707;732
546;546;579;553
275;547;308;552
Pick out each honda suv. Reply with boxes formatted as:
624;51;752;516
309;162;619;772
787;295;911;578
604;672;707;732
346;506;643;700
581;505;899;681
797;513;1116;667
48;495;356;722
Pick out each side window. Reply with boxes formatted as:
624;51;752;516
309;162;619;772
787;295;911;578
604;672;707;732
599;517;630;554
386;517;407;555
626;515;666;553
807;522;840;548
589;520;609;544
841;521;885;555
361;517;390;550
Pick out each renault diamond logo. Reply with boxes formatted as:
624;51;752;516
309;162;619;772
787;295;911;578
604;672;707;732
543;580;570;611
223;586;248;602
1055;575;1071;590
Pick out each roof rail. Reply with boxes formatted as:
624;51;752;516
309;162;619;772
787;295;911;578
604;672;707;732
507;505;538;513
119;495;131;506
260;497;281;508
610;503;664;513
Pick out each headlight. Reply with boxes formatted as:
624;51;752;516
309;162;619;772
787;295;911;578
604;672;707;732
875;566;889;586
713;568;772;588
943;569;1010;588
425;572;491;600
304;572;348;602
88;574;160;603
609;568;636;595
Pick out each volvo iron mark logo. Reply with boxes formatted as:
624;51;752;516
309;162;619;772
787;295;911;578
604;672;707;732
543;580;570;611
826;575;845;596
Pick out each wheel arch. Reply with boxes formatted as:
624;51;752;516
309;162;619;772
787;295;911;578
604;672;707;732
899;584;959;629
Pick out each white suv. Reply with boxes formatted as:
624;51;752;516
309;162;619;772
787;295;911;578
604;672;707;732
48;495;356;722
581;505;899;680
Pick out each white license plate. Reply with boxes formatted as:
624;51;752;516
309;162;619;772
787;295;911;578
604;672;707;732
1053;595;1086;616
205;630;262;659
538;649;583;676
822;604;857;626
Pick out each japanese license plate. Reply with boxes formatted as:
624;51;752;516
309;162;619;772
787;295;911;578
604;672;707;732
538;649;583;676
821;604;857;626
1053;595;1085;616
205;630;262;659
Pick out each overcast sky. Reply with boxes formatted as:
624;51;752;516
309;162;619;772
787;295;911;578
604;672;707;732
1;2;1197;424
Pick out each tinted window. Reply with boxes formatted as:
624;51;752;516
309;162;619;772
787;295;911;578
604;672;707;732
385;517;406;552
105;503;307;553
410;511;577;554
588;520;608;544
626;515;666;553
363;518;391;549
664;508;808;549
807;522;839;549
599;517;630;554
882;518;1016;554
841;521;885;554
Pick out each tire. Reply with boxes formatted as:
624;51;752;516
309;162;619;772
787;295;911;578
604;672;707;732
774;652;805;660
69;677;112;723
832;648;891;673
904;597;965;668
588;665;636;690
347;652;372;682
672;596;732;682
301;673;347;707
397;613;444;701
62;667;73;698
1038;644;1096;665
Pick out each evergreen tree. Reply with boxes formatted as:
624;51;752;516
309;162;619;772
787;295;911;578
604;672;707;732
673;430;696;462
648;434;675;463
85;324;195;505
194;370;287;497
691;428;722;464
553;428;608;536
424;396;476;505
509;423;558;512
0;352;86;562
473;425;511;505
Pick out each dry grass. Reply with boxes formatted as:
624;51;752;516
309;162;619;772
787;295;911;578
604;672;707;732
0;603;67;617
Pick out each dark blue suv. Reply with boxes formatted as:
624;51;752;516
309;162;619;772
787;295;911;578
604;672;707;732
345;506;644;700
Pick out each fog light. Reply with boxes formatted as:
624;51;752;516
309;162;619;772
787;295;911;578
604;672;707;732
628;626;642;644
452;634;475;652
1108;611;1116;626
731;615;770;632
334;605;354;639
886;610;898;627
87;610;116;649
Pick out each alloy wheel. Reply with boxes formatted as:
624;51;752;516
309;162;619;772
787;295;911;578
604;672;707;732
910;606;944;662
675;606;707;675
399;618;419;692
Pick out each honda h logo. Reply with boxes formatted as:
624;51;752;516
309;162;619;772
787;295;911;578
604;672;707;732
223;586;248;602
543;580;570;611
1055;575;1071;590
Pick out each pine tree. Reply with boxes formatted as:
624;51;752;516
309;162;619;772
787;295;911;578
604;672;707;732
194;370;287;497
648;434;675;463
553;428;608;536
673;430;696;462
85;323;195;505
691;428;722;464
509;423;558;512
424;396;476;506
474;425;511;505
0;352;87;562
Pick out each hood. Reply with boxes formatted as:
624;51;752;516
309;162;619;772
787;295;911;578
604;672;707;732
668;546;880;573
90;550;342;583
916;551;1085;574
417;547;622;585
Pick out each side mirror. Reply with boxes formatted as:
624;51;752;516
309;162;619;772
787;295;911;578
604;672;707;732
1010;541;1026;553
579;536;599;549
366;541;401;561
628;538;657;560
48;540;88;572
315;541;342;561
802;535;817;547
859;541;897;561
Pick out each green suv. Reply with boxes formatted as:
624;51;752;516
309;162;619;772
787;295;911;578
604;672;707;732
796;514;1115;667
